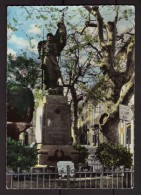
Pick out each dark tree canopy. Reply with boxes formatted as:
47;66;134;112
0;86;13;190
7;53;40;89
7;83;34;122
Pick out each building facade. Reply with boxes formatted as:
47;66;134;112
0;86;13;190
77;98;134;155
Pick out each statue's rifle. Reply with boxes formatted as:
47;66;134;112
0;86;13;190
61;11;64;23
41;29;45;90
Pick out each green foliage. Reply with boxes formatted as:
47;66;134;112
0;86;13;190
7;23;18;32
73;145;89;164
7;82;34;122
7;53;40;89
7;137;37;172
95;142;133;169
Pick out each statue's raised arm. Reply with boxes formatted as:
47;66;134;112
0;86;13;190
55;13;67;56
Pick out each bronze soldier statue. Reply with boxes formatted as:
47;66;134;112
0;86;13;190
37;15;67;95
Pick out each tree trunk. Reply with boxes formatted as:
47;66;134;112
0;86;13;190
100;112;119;143
73;101;80;144
100;80;134;143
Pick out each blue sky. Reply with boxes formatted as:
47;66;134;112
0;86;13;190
7;6;135;58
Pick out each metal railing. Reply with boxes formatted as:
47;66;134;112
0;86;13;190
6;166;134;189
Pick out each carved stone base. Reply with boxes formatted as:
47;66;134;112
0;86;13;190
39;145;79;166
42;95;71;145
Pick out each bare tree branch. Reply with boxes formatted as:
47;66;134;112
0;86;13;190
84;6;105;48
87;42;103;58
115;5;119;24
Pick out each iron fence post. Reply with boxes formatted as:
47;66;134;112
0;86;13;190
17;167;20;189
67;165;70;188
100;166;104;188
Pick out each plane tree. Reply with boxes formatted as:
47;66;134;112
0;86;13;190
82;6;135;142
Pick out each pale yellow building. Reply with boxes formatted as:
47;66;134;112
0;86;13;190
77;102;106;146
77;97;134;156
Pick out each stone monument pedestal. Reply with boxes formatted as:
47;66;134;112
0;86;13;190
38;95;79;166
39;145;79;166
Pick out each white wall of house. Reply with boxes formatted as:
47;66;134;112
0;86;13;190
118;95;134;156
35;106;43;143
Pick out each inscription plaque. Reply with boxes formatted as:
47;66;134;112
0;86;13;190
42;96;71;145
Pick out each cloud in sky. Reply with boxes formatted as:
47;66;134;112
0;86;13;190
8;34;38;54
8;34;29;49
7;28;14;39
27;24;41;34
117;25;127;34
7;47;16;55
